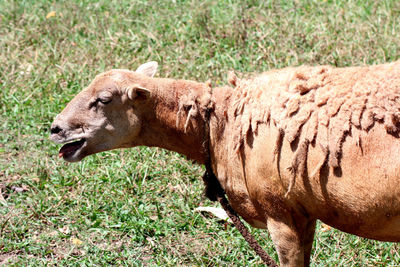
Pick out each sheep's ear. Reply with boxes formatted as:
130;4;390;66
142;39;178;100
126;85;151;100
136;61;158;77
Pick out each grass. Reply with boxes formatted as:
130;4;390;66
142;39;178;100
1;0;400;265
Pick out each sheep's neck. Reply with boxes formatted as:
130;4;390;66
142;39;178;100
137;78;211;163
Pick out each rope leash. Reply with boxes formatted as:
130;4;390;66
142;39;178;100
202;165;278;267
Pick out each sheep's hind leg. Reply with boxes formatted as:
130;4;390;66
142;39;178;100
267;216;316;267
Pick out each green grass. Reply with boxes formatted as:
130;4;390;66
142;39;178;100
1;0;400;265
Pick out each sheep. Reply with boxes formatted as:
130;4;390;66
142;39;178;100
51;61;400;266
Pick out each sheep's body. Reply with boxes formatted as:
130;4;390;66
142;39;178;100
51;61;400;266
209;61;400;265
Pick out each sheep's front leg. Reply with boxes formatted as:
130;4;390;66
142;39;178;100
303;220;316;266
267;216;316;267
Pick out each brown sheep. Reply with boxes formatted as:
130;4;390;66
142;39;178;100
51;61;400;266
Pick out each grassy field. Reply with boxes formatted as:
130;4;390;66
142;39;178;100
1;0;400;265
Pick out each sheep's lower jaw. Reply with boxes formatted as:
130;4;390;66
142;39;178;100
59;138;86;161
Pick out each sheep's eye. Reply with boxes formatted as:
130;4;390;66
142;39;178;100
98;97;112;104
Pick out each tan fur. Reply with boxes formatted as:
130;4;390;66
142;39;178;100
51;61;400;266
231;62;400;194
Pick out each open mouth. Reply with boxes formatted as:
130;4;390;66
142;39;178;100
59;138;86;159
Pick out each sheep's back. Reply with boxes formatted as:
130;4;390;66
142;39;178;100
230;61;400;172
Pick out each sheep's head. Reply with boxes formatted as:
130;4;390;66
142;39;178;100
50;61;158;162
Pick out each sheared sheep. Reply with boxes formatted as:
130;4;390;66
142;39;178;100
51;61;400;266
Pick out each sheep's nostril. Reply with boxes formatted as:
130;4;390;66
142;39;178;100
51;125;62;134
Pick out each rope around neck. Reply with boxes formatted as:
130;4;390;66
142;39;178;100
202;166;278;267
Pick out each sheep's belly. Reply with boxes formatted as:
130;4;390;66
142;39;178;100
236;122;400;241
